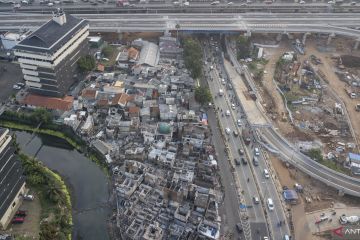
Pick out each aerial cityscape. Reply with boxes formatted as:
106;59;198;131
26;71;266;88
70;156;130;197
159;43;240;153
0;1;360;240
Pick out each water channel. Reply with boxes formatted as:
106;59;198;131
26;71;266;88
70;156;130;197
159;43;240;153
14;131;111;240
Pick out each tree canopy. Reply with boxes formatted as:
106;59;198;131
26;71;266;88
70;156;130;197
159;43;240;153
306;148;323;162
195;86;212;105
101;45;115;58
78;55;96;72
183;37;203;79
236;36;251;60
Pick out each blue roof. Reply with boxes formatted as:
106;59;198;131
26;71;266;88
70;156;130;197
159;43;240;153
349;153;360;162
202;113;208;120
283;190;298;200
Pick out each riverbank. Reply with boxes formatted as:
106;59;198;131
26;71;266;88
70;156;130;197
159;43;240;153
0;120;109;174
18;153;72;240
15;131;111;240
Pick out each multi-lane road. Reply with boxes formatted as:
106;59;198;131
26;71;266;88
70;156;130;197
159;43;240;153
1;0;360;14
1;12;360;39
205;39;290;240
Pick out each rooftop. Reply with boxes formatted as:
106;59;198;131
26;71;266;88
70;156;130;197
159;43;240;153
14;13;88;54
21;94;74;111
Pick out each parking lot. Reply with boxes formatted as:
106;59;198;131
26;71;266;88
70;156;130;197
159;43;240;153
0;192;41;239
0;62;24;103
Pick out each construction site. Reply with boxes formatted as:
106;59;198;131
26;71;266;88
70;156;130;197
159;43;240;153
238;33;360;240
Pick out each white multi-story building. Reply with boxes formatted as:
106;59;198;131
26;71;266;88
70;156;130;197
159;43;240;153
14;10;89;97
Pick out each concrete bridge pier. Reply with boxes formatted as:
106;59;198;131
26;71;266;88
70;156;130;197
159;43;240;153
354;39;360;50
286;33;293;40
244;30;251;37
302;32;310;45
327;32;335;45
276;33;282;42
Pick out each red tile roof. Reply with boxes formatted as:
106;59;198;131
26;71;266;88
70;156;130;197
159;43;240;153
22;94;73;111
81;89;97;99
128;106;140;114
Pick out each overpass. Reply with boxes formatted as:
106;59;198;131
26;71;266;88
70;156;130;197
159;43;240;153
1;13;360;40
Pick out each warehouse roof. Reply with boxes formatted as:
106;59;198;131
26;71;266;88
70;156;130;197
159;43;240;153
138;41;159;67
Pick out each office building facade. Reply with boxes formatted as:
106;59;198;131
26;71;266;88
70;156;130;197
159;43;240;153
14;10;89;97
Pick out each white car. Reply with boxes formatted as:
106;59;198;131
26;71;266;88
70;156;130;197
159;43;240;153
237;119;242;126
23;194;34;201
225;110;230;116
13;84;21;90
254;147;260;156
183;1;189;6
264;169;270;179
227;1;233;5
231;104;236;110
48;2;54;6
225;128;231;134
221;78;226;85
299;0;305;3
267;198;274;211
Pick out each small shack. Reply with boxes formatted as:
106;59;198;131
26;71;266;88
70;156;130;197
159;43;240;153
283;189;299;204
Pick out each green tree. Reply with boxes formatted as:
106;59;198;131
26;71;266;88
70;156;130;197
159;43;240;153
183;37;203;79
307;149;323;162
40;222;60;240
237;35;251;60
195;86;212;105
78;55;96;72
101;45;114;58
31;108;52;125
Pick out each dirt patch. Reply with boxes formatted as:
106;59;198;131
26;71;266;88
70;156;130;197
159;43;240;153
269;153;359;240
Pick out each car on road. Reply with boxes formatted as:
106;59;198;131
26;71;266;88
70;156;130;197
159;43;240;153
210;1;219;5
225;110;230;116
13;84;21;90
241;158;247;165
254;147;260;156
17;82;25;87
267;198;274;211
231;103;236;110
238;148;244;155
237;119;242;126
234;158;240;166
253;196;260;204
233;130;239;137
221;78;226;85
263;169;270;179
283;235;290;240
225;128;231;134
12;217;24;224
253;156;259;166
227;1;233;5
236;223;243;233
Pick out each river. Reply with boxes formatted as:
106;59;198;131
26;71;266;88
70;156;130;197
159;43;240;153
14;131;111;240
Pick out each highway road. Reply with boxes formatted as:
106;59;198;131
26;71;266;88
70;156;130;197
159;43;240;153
205;38;291;240
207;107;245;239
1;12;360;39
1;0;360;14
